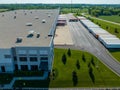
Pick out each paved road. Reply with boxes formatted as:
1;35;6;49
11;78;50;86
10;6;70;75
14;87;120;90
66;15;120;76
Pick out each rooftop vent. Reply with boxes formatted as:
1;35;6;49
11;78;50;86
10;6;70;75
42;19;46;23
2;14;4;17
48;35;53;37
35;16;39;19
14;16;16;19
24;13;27;15
26;23;32;26
48;14;51;17
16;37;22;43
27;30;34;38
36;33;40;38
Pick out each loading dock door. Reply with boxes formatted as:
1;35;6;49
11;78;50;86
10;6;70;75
1;66;5;72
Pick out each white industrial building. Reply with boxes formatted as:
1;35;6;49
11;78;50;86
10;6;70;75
0;9;59;73
80;17;120;49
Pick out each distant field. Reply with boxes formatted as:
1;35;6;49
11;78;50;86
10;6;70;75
14;48;120;88
0;9;8;12
99;15;120;23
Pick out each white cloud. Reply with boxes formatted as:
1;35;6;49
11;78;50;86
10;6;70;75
0;0;120;4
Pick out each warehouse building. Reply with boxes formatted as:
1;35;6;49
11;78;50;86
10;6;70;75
57;15;67;26
80;17;120;49
0;9;59;73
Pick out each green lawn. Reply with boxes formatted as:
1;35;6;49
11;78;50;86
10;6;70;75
109;49;120;62
99;15;120;23
13;48;120;88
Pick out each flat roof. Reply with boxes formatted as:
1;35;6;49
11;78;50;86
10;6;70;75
99;35;117;38
0;9;59;48
91;29;109;34
103;39;120;44
81;20;100;28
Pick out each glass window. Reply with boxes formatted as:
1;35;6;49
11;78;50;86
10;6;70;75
14;56;17;61
30;57;37;62
19;57;27;61
39;50;48;56
40;57;48;60
31;65;38;71
21;65;28;71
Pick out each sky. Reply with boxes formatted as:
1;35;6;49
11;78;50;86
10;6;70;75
0;0;120;4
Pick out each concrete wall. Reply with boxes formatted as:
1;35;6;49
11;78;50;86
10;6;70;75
0;48;14;73
15;45;53;71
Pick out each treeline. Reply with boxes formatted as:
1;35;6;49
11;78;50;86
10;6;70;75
88;6;120;17
0;4;120;17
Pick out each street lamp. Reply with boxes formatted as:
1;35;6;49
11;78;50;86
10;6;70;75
71;0;72;13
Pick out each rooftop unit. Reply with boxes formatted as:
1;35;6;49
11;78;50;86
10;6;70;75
27;30;34;38
26;23;32;26
36;33;40;38
35;16;39;19
48;14;51;17
16;37;22;43
42;19;46;23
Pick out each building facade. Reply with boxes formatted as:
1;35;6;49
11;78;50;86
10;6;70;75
0;9;59;73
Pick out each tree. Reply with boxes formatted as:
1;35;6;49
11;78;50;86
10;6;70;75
62;53;67;65
76;60;80;69
114;28;119;33
91;57;95;67
118;13;120;16
72;71;78;86
106;26;108;30
82;54;86;62
89;66;95;83
67;48;71;57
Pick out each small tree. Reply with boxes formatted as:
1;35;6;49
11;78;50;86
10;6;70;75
76;59;80;69
82;54;86;62
72;71;78;86
62;53;67;65
91;57;95;67
89;66;95;83
114;28;119;33
106;26;108;30
67;48;71;57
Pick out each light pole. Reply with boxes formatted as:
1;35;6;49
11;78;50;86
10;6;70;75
71;0;72;13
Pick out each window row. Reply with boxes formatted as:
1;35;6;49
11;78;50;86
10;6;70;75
19;57;48;62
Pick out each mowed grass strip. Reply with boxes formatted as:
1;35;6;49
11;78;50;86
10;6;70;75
109;49;120;62
99;15;120;23
14;48;120;87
